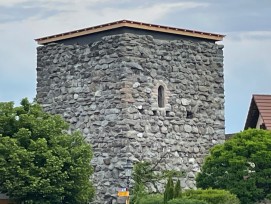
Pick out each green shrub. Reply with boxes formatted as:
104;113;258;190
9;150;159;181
139;194;164;204
183;189;240;204
167;198;209;204
164;177;175;204
164;177;182;203
174;180;181;198
266;193;271;200
196;129;271;204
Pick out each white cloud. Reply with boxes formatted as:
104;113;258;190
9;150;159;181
0;0;29;7
228;31;271;41
224;31;271;75
0;0;112;7
99;2;208;23
17;1;209;38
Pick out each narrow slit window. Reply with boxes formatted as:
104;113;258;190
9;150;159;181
158;85;165;108
187;111;193;119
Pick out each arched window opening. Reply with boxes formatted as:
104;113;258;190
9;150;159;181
158;85;165;108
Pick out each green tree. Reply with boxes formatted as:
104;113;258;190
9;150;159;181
131;161;153;204
164;177;174;204
174;180;181;198
0;99;94;204
196;129;271;204
131;158;184;204
164;177;182;204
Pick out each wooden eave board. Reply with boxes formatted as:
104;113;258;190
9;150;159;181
35;20;225;45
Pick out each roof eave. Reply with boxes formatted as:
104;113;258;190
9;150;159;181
35;20;225;45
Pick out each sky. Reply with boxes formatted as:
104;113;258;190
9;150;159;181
0;0;271;134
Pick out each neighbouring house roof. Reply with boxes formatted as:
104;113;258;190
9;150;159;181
244;94;271;130
35;19;225;45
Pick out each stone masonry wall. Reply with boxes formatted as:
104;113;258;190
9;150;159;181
36;33;225;203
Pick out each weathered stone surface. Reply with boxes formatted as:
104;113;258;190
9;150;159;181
36;32;225;204
184;125;192;133
181;99;190;106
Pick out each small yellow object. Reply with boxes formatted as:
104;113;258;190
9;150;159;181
117;191;129;197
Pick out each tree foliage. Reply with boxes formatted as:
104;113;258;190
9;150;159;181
196;129;271;204
164;177;182;204
164;176;174;204
131;161;153;204
167;198;209;204
174;180;181;198
0;99;94;203
139;194;164;204
183;189;240;204
131;158;184;204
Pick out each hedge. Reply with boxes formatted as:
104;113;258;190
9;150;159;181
139;195;208;204
167;198;209;204
139;194;164;204
183;189;240;204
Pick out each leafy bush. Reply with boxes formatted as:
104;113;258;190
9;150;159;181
139;194;163;204
196;129;271;204
183;189;240;204
0;99;94;203
167;198;209;204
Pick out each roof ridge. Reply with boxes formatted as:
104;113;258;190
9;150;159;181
35;19;225;45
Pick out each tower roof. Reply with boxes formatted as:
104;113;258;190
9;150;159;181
35;19;225;45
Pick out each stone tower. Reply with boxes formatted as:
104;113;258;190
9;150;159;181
35;20;225;203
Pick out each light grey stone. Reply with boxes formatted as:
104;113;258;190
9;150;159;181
206;126;214;134
90;104;97;111
133;82;140;88
105;114;118;121
137;105;143;110
101;120;108;126
157;120;163;127
193;147;199;153
144;88;152;94
137;133;143;138
161;126;168;133
189;158;195;164
181;98;190;106
150;69;157;78
95;90;102;97
188;172;195;178
186;180;196;189
73;94;79;100
198;86;209;92
184;125;192;133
